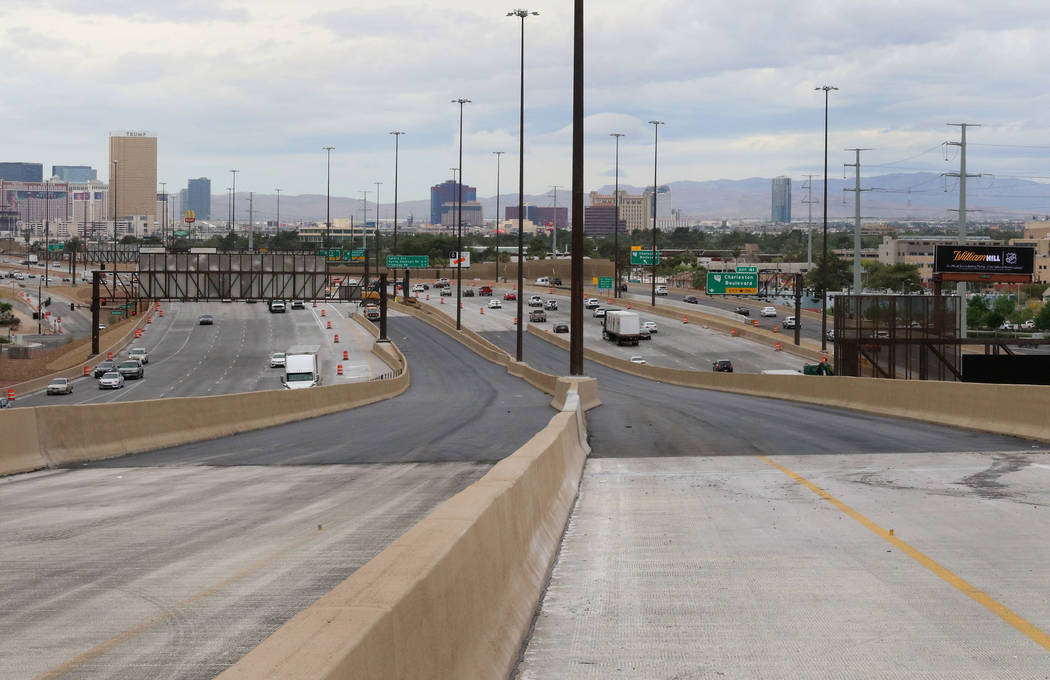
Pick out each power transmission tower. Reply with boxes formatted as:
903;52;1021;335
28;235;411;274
802;174;818;266
843;149;873;293
945;123;981;337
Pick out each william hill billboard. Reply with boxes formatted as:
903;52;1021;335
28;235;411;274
934;245;1034;275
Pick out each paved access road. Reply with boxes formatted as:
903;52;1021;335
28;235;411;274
15;300;379;407
414;288;810;374
0;316;557;680
500;331;1050;678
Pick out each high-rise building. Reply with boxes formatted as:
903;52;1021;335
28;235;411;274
505;205;569;227
772;176;791;223
0;162;43;182
186;177;211;220
440;201;483;227
583;205;626;237
109;131;158;225
52;165;97;182
589;191;648;231
430;179;475;224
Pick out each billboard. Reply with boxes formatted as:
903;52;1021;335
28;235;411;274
934;245;1034;275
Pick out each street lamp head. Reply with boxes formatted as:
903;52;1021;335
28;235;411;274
648;120;664;126
390;130;405;136
814;85;839;92
508;9;539;17
452;98;471;104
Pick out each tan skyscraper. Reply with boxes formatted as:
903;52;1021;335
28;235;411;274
108;131;157;226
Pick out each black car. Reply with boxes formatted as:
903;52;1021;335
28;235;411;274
464;288;475;297
734;306;750;316
712;360;734;373
199;314;214;325
683;296;699;304
93;360;116;378
553;323;569;333
552;278;563;286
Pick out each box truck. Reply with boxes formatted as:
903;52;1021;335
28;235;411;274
602;310;641;346
283;345;323;388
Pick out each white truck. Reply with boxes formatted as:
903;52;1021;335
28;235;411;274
602;310;641;346
283;345;323;389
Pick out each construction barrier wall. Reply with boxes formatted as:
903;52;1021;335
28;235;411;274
217;399;590;680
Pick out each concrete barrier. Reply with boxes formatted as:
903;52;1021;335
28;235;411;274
0;341;409;476
528;324;1050;443
551;376;601;412
217;400;590;680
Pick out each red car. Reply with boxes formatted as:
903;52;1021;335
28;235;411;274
504;291;517;300
478;286;493;296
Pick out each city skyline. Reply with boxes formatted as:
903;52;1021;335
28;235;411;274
3;1;1050;213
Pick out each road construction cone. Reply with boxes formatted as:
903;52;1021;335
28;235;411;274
155;303;160;311
326;320;332;329
773;325;779;333
313;300;317;308
513;316;518;325
822;352;828;363
107;352;113;360
626;303;631;309
683;316;689;324
135;329;141;338
752;319;758;327
334;334;340;343
440;297;444;304
321;309;326;317
6;389;13;402
337;364;344;376
731;328;737;336
343;350;348;360
83;365;90;376
549;287;553;294
159;310;163;317
775;342;782;351
480;307;484;314
147;316;152;324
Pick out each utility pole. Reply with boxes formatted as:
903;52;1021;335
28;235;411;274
549;185;560;255
160;181;166;248
248;191;254;251
493;151;504;282
275;188;281;230
230;169;238;234
946;123;981;338
802;174;817;267
843;149;872;294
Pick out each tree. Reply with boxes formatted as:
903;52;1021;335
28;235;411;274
1034;303;1050;331
967;296;990;329
805;253;851;297
865;262;922;293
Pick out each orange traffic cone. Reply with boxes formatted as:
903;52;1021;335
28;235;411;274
513;316;518;325
6;389;13;402
107;352;113;360
682;316;689;324
480;307;484;314
334;334;340;343
337;364;344;376
326;320;332;329
731;328;737;336
83;365;90;376
440;297;444;304
775;342;782;351
752;319;759;327
313;300;317;307
321;309;326;317
773;325;779;333
343;350;348;360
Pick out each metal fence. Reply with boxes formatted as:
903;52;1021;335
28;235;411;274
833;294;961;380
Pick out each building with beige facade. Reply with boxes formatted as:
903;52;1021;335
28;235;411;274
590;190;648;231
109;131;157;228
1008;220;1050;283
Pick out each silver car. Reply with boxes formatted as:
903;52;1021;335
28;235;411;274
128;347;149;364
46;378;74;395
117;360;144;380
270;352;287;368
98;372;125;389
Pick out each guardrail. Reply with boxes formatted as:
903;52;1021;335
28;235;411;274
217;387;591;680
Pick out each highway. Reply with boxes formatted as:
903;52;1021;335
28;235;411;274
0;316;556;679
13;300;380;406
412;286;812;374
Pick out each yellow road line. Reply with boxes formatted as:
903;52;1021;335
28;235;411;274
34;533;316;680
759;455;1050;654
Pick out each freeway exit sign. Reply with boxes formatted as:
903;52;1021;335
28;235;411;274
597;276;613;289
630;250;660;266
386;255;430;268
707;271;758;295
48;243;64;252
345;248;366;261
735;265;757;273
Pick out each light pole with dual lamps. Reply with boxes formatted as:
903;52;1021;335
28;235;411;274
493;151;504;283
452;98;471;331
508;7;538;362
648;120;664;307
229;169;238;233
815;84;837;352
610;132;624;297
323;147;334;252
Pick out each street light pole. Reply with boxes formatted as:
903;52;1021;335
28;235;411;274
374;180;382;263
610;133;624;298
275;188;281;230
230;169;238;233
508;7;538;362
648;120;664;307
322;147;334;252
815;84;838;352
452;98;471;331
390;131;404;251
160;181;166;247
493;151;504;283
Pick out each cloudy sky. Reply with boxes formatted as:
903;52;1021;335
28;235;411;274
3;0;1050;209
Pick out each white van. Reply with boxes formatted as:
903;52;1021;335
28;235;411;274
535;276;550;285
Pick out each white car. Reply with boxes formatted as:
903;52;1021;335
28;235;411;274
128;347;149;364
98;372;125;389
629;356;647;365
412;284;426;293
760;306;777;317
270;352;286;368
642;321;658;333
584;298;600;309
489;298;503;308
655;285;668;296
528;295;544;307
46;378;74;395
1022;319;1036;330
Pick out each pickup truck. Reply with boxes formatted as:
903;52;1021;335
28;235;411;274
528;309;546;322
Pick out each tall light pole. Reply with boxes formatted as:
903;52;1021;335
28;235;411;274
390;131;404;251
610;133;624;297
549;185;560;256
322;147;334;252
569;0;583;375
226;187;232;231
375;180;383;262
493;151;505;282
43;179;50;290
648;120;664;307
274;188;281;231
452;98;471;331
229;169;238;233
111;159;118;272
509;7;538;362
160;181;167;247
815;84;838;352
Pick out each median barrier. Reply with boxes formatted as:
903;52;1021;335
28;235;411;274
0;408;46;475
528;325;1050;443
217;397;590;680
0;340;409;474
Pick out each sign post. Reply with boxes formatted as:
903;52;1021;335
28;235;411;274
706;272;759;295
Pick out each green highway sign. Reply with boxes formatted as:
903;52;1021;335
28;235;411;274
174;230;189;237
706;271;759;295
386;255;430;268
629;250;660;266
109;310;123;315
344;248;366;261
48;243;65;252
735;265;757;273
597;276;613;289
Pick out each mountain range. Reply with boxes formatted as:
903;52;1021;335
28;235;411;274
208;173;1050;225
